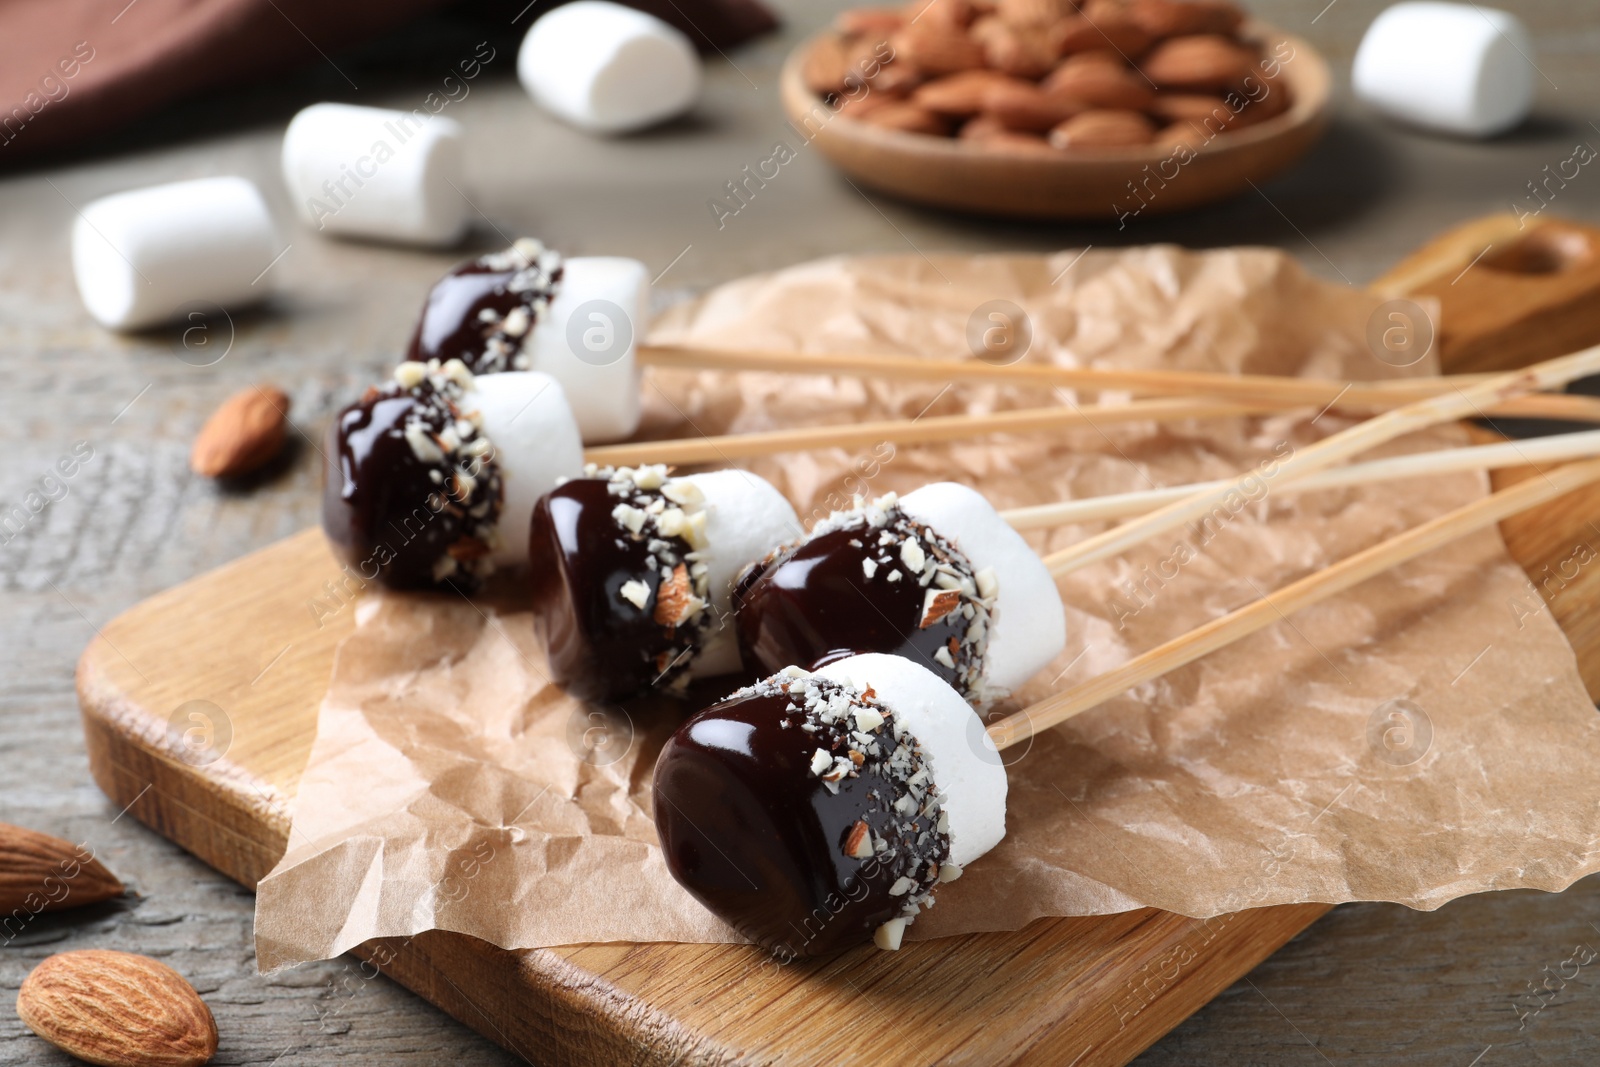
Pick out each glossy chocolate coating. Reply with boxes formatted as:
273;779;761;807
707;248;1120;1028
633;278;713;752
529;480;700;701
322;387;496;593
653;689;942;958
406;256;563;374
735;526;968;689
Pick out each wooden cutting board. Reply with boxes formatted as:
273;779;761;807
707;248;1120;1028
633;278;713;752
76;215;1600;1067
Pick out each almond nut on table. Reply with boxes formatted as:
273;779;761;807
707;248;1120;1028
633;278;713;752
0;821;123;916
189;385;291;480
16;950;219;1067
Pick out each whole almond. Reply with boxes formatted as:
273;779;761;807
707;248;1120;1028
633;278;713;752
959;113;1010;140
1042;55;1157;109
835;7;905;35
968;13;1009;45
1149;91;1233;125
996;0;1074;29
982;24;1059;78
1051;13;1155;59
1049;109;1157;148
860;101;954;135
1235;57;1293;122
984;80;1085;131
900;0;977;29
890;25;986;75
1127;0;1243;39
804;35;855;95
835;90;899;120
1156;120;1209;148
844;35;920;95
16;950;218;1067
959;114;1056;149
189;386;289;479
1141;34;1257;90
0;823;123;916
914;70;1018;116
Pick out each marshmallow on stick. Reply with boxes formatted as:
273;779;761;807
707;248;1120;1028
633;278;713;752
281;103;470;247
658;461;1600;958
653;653;1005;958
72;176;277;331
517;1;702;134
529;464;801;700
407;239;647;442
736;483;1067;705
322;360;582;592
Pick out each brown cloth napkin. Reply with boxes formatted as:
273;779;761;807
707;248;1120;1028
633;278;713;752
0;0;776;163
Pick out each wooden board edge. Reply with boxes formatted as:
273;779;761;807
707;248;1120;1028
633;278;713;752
1367;213;1530;297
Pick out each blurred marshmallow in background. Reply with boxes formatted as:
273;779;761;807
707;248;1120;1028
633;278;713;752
281;102;470;247
1352;1;1535;138
72;176;277;331
517;1;702;135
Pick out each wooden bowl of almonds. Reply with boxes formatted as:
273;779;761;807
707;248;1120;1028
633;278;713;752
779;0;1331;220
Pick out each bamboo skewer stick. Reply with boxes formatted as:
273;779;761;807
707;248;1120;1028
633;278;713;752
639;344;1498;408
583;390;1600;468
1491;394;1600;421
586;396;1275;466
987;456;1600;750
1001;429;1600;530
1037;344;1600;578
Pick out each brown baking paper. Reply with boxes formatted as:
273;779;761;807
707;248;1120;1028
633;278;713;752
256;247;1600;970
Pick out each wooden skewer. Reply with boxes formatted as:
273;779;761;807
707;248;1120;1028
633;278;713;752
584;389;1600;468
1037;344;1600;578
987;456;1600;750
1492;394;1600;422
1001;429;1600;530
639;344;1497;408
587;396;1277;466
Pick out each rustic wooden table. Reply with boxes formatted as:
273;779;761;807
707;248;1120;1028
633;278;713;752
4;1;1600;1063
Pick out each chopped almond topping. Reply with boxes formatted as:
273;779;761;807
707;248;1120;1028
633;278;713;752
844;819;873;859
920;588;961;629
653;564;696;627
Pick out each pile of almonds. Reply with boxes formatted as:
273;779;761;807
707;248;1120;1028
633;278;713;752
804;0;1292;152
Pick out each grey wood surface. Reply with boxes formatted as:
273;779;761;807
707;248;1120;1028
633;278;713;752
4;1;1600;1063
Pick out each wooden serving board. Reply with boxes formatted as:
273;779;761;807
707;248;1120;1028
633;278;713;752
77;216;1600;1067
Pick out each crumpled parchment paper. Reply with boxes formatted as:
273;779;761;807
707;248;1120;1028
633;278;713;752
256;246;1600;970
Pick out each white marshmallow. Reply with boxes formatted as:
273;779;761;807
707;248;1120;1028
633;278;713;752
517;1;701;135
813;653;1007;868
281;103;469;247
675;469;801;677
460;372;584;566
900;483;1066;697
72;176;277;331
1352;2;1535;138
525;256;648;443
